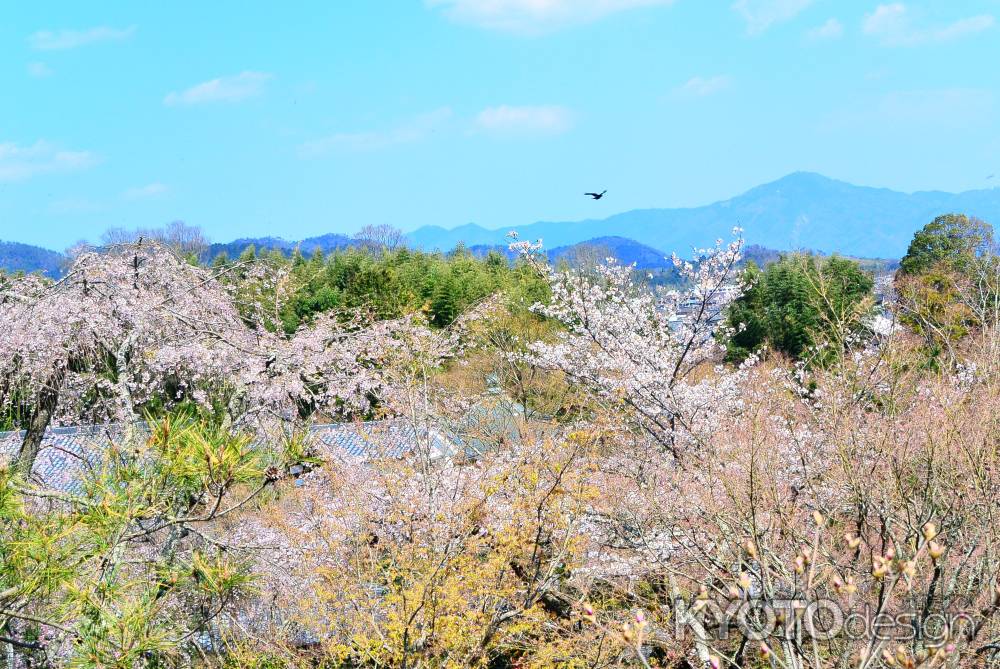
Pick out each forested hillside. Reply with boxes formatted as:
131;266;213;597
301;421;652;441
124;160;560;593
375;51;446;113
0;240;64;276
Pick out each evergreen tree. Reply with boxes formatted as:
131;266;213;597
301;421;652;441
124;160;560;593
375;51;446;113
211;251;230;270
726;254;874;363
430;271;461;327
899;214;995;276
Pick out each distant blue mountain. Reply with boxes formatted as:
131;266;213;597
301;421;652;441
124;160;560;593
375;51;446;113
0;241;65;276
407;172;1000;259
470;235;673;269
549;236;670;268
5;173;998;276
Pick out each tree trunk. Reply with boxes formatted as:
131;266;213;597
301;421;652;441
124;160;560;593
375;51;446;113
14;368;65;477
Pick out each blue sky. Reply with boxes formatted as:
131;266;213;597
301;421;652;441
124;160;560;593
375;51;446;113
2;0;998;249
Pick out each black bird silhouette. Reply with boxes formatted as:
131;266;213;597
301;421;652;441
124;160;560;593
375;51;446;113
988;174;995;180
585;190;607;200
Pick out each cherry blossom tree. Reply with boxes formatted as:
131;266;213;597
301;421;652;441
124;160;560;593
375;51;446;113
0;241;456;476
246;310;456;425
0;242;257;473
513;230;747;459
574;325;1000;668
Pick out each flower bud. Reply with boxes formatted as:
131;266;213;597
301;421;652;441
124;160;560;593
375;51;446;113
896;645;908;664
744;539;757;558
813;510;825;527
759;642;771;659
635;609;646;626
708;655;721;669
621;624;634;644
922;522;938;542
738;572;752;590
845;534;862;550
928;541;944;560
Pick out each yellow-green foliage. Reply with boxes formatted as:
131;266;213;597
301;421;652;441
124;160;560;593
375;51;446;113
0;416;280;668
218;244;547;333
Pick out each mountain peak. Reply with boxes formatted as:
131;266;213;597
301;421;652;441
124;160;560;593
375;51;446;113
748;171;854;195
407;174;1000;258
775;171;834;184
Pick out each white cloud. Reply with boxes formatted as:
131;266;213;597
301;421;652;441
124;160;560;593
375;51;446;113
732;0;813;35
123;183;169;200
427;0;674;33
806;18;843;40
27;62;53;78
674;75;732;98
0;140;99;182
28;25;136;50
474;105;573;134
299;108;453;156
863;4;994;46
164;72;272;106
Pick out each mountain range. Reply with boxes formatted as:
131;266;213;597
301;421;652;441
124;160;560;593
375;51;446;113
407;172;1000;259
3;173;998;276
469;236;679;270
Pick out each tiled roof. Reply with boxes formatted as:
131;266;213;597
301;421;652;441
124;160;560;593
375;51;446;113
451;391;527;458
0;420;458;493
312;420;456;461
0;425;118;494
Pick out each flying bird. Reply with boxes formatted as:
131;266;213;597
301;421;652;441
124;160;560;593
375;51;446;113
585;190;607;200
988;174;995;180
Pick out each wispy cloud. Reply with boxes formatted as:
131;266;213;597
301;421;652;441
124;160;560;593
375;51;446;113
28;25;136;50
123;183;169;200
474;105;573;134
863;4;994;46
164;72;272;106
732;0;813;35
299;108;453;156
427;0;674;34
674;75;732;98
0;140;99;182
27;62;53;78
806;18;843;40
